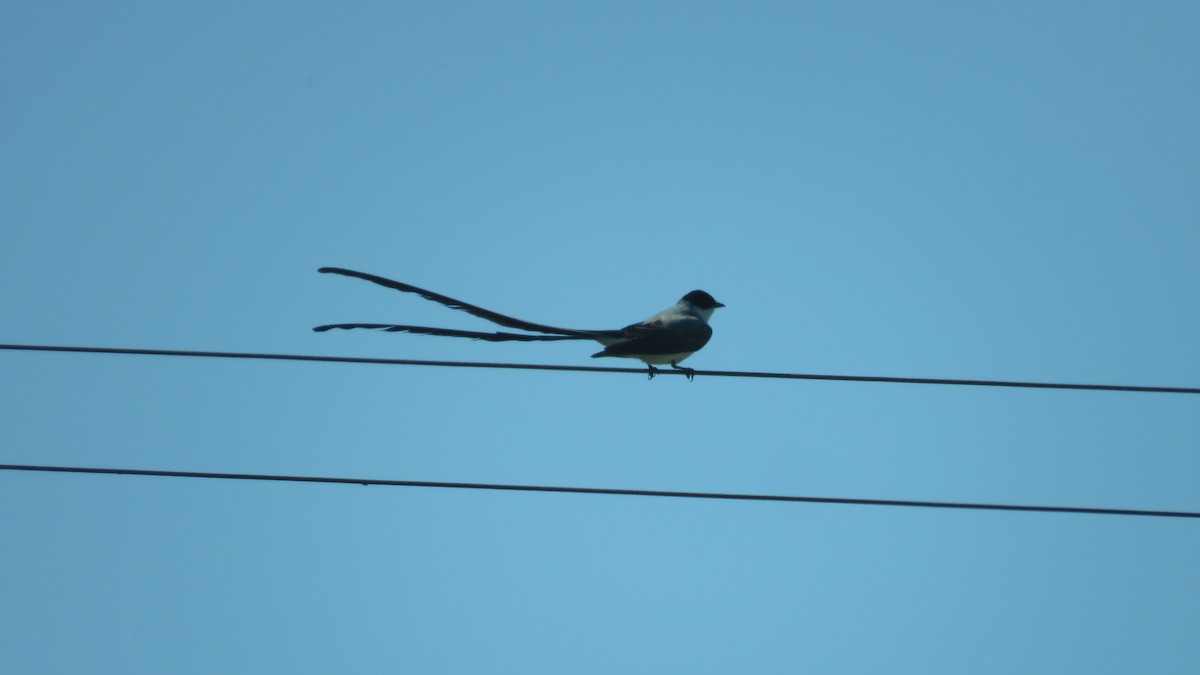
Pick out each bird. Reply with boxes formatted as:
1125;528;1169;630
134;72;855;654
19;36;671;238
313;267;724;380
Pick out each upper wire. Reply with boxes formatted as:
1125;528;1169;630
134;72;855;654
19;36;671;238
1;343;1197;394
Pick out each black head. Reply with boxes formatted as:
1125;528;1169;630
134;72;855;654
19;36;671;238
679;290;725;309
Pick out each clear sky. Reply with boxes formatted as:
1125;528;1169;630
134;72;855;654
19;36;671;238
2;2;1198;673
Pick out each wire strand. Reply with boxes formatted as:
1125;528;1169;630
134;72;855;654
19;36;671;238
1;463;1195;519
2;343;1198;394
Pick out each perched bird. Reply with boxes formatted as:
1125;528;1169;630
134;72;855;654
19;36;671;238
314;267;724;380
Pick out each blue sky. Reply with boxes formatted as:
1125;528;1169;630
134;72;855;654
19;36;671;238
2;2;1198;673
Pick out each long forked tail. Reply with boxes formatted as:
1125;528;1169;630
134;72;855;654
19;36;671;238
315;267;620;340
312;323;585;342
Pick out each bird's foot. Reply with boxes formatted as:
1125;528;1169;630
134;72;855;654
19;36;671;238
646;364;659;380
670;361;696;381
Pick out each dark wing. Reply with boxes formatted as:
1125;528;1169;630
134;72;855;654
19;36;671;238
318;267;620;339
312;323;583;342
596;319;713;357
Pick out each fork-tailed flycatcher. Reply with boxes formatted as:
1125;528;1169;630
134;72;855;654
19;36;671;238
313;267;724;380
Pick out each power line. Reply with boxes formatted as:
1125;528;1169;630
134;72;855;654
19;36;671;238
1;463;1195;519
2;343;1198;394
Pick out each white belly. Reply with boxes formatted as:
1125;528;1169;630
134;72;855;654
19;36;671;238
635;352;694;365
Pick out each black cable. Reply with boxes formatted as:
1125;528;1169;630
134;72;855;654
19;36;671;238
0;464;1196;519
2;343;1197;394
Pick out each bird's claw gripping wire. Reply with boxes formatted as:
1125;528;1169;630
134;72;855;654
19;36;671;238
670;361;696;381
646;362;694;380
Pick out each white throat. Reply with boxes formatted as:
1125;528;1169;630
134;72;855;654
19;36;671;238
682;302;717;324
